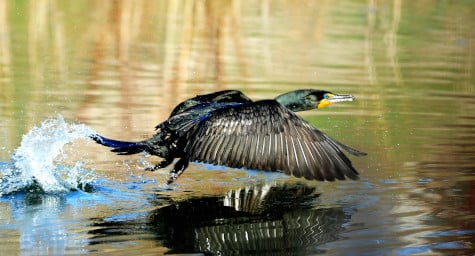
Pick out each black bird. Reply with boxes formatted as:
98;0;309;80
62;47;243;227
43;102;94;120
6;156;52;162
91;89;366;184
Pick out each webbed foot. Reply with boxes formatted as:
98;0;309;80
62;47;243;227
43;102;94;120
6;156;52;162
145;158;173;172
167;158;189;184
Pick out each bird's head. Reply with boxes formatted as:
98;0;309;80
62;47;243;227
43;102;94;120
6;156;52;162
275;89;356;112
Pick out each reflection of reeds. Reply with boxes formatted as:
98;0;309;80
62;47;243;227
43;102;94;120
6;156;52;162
28;0;67;86
161;1;248;92
76;0;250;135
365;0;378;85
1;0;475;171
0;0;11;78
385;0;402;84
0;0;13;157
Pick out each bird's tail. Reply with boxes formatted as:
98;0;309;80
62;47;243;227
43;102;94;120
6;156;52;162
90;134;149;155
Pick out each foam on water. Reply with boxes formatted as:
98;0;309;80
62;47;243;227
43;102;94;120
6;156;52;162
0;116;96;196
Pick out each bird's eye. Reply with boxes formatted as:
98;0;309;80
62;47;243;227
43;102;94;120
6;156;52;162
324;93;330;99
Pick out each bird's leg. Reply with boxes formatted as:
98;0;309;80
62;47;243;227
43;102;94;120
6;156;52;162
167;158;189;184
146;158;173;171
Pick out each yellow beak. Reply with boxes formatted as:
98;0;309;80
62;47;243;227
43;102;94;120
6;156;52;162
317;98;332;109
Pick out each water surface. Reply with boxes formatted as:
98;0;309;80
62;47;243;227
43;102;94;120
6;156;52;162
1;1;474;255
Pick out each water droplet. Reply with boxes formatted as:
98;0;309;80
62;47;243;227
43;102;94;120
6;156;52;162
0;115;97;196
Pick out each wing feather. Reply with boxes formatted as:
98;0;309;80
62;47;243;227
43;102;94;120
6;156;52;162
184;100;360;181
213;135;225;164
224;136;237;167
231;135;245;167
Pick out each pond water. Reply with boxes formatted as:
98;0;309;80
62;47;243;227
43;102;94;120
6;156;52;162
1;1;475;255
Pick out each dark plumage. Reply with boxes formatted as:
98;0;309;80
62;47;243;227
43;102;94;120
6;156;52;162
91;89;366;184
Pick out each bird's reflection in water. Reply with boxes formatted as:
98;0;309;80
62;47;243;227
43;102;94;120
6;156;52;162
150;182;353;255
89;182;354;255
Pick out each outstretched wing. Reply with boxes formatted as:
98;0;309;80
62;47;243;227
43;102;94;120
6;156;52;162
155;90;253;130
169;90;253;118
184;100;361;181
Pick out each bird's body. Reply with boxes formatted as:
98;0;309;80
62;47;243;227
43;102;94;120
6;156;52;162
92;89;366;184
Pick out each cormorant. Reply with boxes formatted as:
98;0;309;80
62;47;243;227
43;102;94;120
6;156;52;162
91;89;366;184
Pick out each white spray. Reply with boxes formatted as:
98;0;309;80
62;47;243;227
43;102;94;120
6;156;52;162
0;116;96;195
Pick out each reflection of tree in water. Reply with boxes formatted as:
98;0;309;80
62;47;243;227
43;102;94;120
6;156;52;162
90;182;354;255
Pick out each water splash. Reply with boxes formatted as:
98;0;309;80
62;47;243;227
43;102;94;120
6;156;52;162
0;116;96;196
